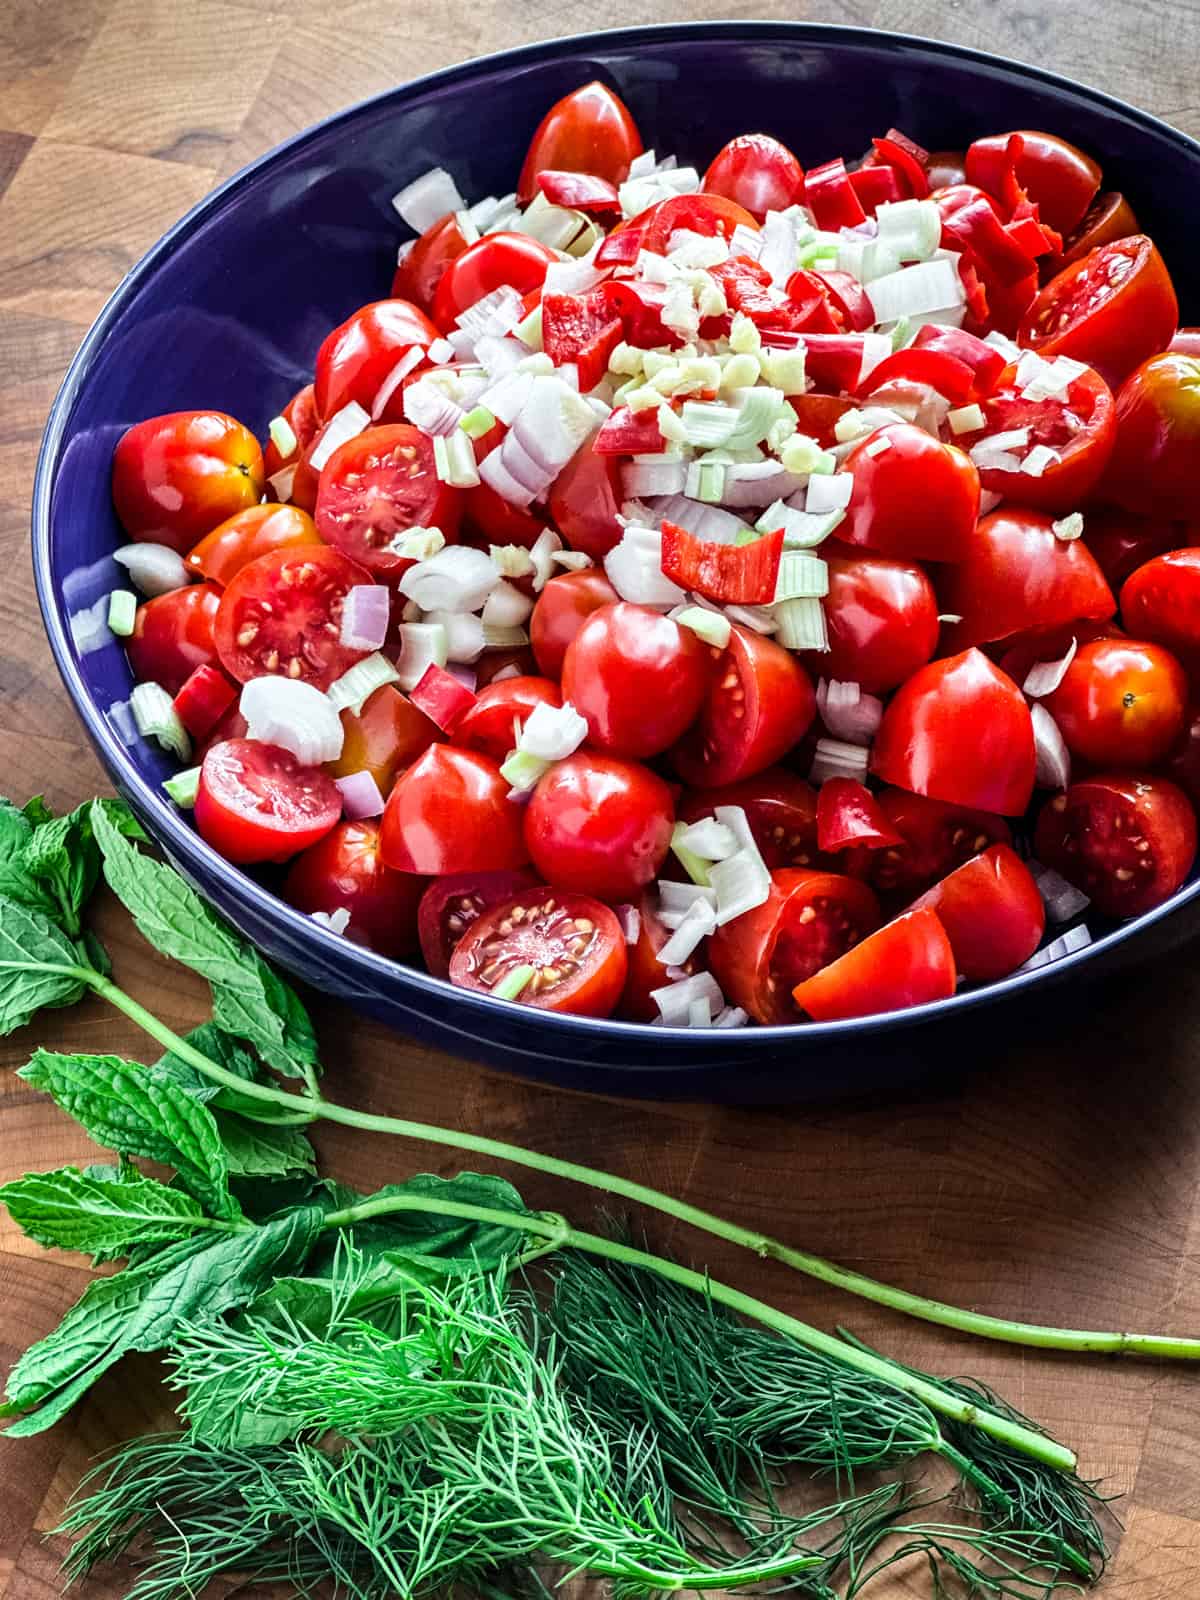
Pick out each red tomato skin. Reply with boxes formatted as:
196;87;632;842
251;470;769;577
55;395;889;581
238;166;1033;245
314;300;437;422
871;648;1036;816
379;745;529;875
517;81;642;204
618;888;699;1022
453;676;563;762
125;582;222;695
937;509;1115;654
1080;505;1182;591
449;888;627;1018
1169;328;1200;358
432;233;559;333
1120;549;1200;674
910;844;1045;981
112;411;264;553
195;739;341;865
186;503;322;586
283;819;425;959
702;133;805;221
1044;638;1188;768
870;789;1012;897
1102;353;1200;521
927;150;968;190
546;438;624;562
1034;773;1197;917
791;907;956;1021
837;424;980;564
392;213;472;311
214;546;372;690
327;684;439;794
966;131;1101;235
530;569;620;679
816;778;903;853
463;480;546;548
811;546;939;694
1165;704;1200;811
315;423;461;577
679;769;822;870
417;867;540;978
1054;190;1139;274
562;604;711;759
788;394;858;446
263;385;321;480
524;753;674;904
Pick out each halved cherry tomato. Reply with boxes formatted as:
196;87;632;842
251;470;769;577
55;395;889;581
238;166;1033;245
431;233;559;333
314;299;437;422
315;424;461;577
1053;191;1138;274
1043;637;1188;768
707;868;881;1024
791;907;956;1021
112;411;264;553
871;648;1036;816
462;479;547;548
1019;236;1178;388
283;819;425;959
1169;328;1200;358
195;738;341;865
392;212;472;311
1120;549;1200;673
619;888;697;1023
671;625;816;789
417;867;540;978
562;603;710;760
1080;506;1182;591
869;789;1012;897
186;503;322;586
524;752;674;903
530;569;619;679
214;546;372;689
327;683;438;794
660;521;783;605
1034;774;1197;917
816;779;903;854
449;887;627;1018
1102;352;1200;521
966;131;1101;235
937;509;1114;653
126;582;222;695
837;424;980;564
910;845;1044;981
516;81;643;205
263;384;321;480
379;744;529;875
680;771;822;874
546;437;624;562
541;290;623;390
702;133;805;221
453;675;562;762
814;546;939;694
172;663;237;741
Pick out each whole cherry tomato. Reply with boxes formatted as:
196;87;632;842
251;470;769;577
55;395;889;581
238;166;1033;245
432;233;559;333
379;745;529;875
195;738;341;865
937;509;1114;653
1019;236;1178;388
869;789;1012;897
871;648;1036;816
283;819;425;958
545;438;624;562
214;546;372;690
315;424;461;577
263;384;321;481
1035;774;1197;917
453;676;562;762
530;569;620;679
449;886;627;1018
966;130;1101;234
417;868;540;978
1054;191;1138;273
1043;637;1188;768
112;411;264;553
1120;549;1200;673
186;503;322;586
791;907;956;1021
1079;506;1182;591
517;81;643;204
125;582;222;695
327;684;439;794
1102;353;1200;521
314;299;437;422
837;424;980;564
1165;704;1200;811
910;845;1045;981
562;604;711;759
1169;328;1200;358
678;769;822;870
671;625;816;789
392;212;472;312
524;752;674;904
702;133;805;220
707;868;881;1024
812;546;939;694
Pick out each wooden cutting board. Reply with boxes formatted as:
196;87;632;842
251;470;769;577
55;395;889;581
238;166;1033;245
2;2;1200;1594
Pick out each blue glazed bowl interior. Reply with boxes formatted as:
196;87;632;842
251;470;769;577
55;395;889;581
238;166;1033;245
32;23;1200;1096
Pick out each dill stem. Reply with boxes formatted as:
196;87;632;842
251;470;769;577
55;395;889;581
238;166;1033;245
83;970;1200;1368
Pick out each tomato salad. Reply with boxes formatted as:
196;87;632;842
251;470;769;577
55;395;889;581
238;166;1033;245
100;87;1200;1029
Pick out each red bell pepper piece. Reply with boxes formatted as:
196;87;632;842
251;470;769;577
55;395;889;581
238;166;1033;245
1006;212;1059;259
816;777;905;853
600;278;684;348
804;157;868;230
939;193;1040;286
857;347;977;403
848;163;903;213
536;169;622;216
173;664;238;741
911;325;1007;394
660;521;784;605
595;225;643;267
782;332;869;394
782;269;842;333
409;663;478;734
592;405;665;456
869;129;931;199
817;269;875;331
541;290;623;391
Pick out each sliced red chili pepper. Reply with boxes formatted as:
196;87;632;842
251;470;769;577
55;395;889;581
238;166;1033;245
858;346;977;403
870;129;931;198
592;404;665;456
536;169;622;216
660;521;784;605
848;164;903;213
939;193;1040;286
172;663;238;742
541;290;623;390
816;778;906;853
910;325;1007;394
804;157;867;230
595;226;644;268
818;269;875;331
408;663;478;734
1006;212;1060;259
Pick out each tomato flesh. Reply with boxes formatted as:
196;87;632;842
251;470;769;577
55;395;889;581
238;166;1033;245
195;738;341;865
869;789;1012;897
703;133;805;221
214;546;372;690
417;868;540;978
283;819;425;958
791;908;956;1021
1035;774;1197;917
679;770;822;871
910;845;1045;981
449;887;627;1017
815;546;939;694
316;424;461;577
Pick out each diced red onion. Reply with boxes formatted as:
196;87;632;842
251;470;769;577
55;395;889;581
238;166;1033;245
1028;860;1091;923
720;463;806;508
816;678;883;745
490;663;522;683
1031;702;1071;789
334;770;386;820
340;585;390;651
1023;637;1077;699
615;903;641;945
392;167;466;232
445;662;477;691
371;345;425;421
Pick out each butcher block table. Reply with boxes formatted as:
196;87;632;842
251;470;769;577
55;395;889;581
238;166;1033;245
3;2;1200;1595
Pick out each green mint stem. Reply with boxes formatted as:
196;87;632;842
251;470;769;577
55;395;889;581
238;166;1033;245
84;970;1200;1365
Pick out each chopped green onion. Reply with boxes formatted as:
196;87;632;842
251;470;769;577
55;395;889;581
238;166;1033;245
387;526;445;561
163;766;201;808
691;461;726;504
514;302;543;349
641;350;677;380
889;315;916;351
719;352;761;393
757;501;844;550
268;415;298;458
329;650;403;711
499;749;551;794
796;239;838;268
106;589;137;637
760;349;807;395
492;963;536;1001
676;606;732;649
774;596;829;651
774;553;829;603
482;623;529;650
726;387;786;448
129;682;191;761
656;403;688;444
680;400;739;448
516;351;555;375
460;405;497;439
734;526;761;546
834;409;873;444
671;821;712;887
728;311;762;355
433;431;481;488
608;341;645;376
490;543;536;578
779;434;836;476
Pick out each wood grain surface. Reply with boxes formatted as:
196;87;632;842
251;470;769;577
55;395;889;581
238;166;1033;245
3;3;1200;1596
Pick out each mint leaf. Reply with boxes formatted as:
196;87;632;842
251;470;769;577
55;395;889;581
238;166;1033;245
21;798;144;937
21;797;54;827
150;1022;260;1104
20;1051;238;1222
2;1205;324;1435
0;898;88;1034
0;1164;215;1257
216;1114;316;1180
0;802;58;923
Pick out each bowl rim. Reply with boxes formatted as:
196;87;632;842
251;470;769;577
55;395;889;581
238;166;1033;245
31;18;1200;1061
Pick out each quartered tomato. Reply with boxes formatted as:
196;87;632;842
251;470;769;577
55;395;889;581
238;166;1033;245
837;424;980;563
966;131;1101;235
910;845;1045;981
186;503;322;586
379;744;529;875
214;546;372;689
562;603;711;759
524;752;674;904
283;819;425;958
869;789;1012;897
1103;353;1200;521
327;684;438;794
314;299;437;422
431;233;559;333
671;626;815;789
263;384;321;480
449;888;627;1018
871;648;1036;816
707;869;881;1024
546;437;624;562
125;582;222;695
315;424;461;577
1055;191;1138;273
517;81;643;204
392;212;473;312
1043;637;1188;767
937;509;1115;653
417;868;540;978
678;769;821;870
172;663;237;741
813;546;939;694
530;569;620;678
702;133;805;220
816;779;903;854
195;738;341;865
1120;549;1200;673
1019;236;1178;388
1035;774;1197;917
112;411;264;553
453;676;563;762
791;907;956;1021
1165;705;1200;811
1079;505;1181;590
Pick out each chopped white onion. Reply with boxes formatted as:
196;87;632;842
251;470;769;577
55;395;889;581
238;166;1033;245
113;543;191;597
651;495;750;544
656;898;718;966
713;1005;750;1029
759;209;802;285
424;608;486;663
809;737;870;784
1021;444;1061;478
394;625;448;692
728;222;763;259
476;334;529;380
604;527;686;608
267;464;297;501
241;677;344;766
805;473;854;515
309;402;371;472
1031;702;1071;789
816;678;883;745
404;376;465;435
1029;861;1091;923
1053;512;1085;542
371;345;425;421
392;167;466;232
543;251;609;296
335;770;386;820
399;546;498;613
615;903;641;945
651;970;724;1025
723;602;778;634
339;586;390;652
675;818;738;861
518;700;588;762
427;336;455;364
312;907;352;935
1023;637;1078;699
456;284;525;342
624;459;689;498
658;880;719;917
866;259;965;323
1016;923;1092;973
481;580;534;630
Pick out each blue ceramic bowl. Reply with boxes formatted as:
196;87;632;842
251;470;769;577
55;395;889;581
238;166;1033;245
33;23;1200;1100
